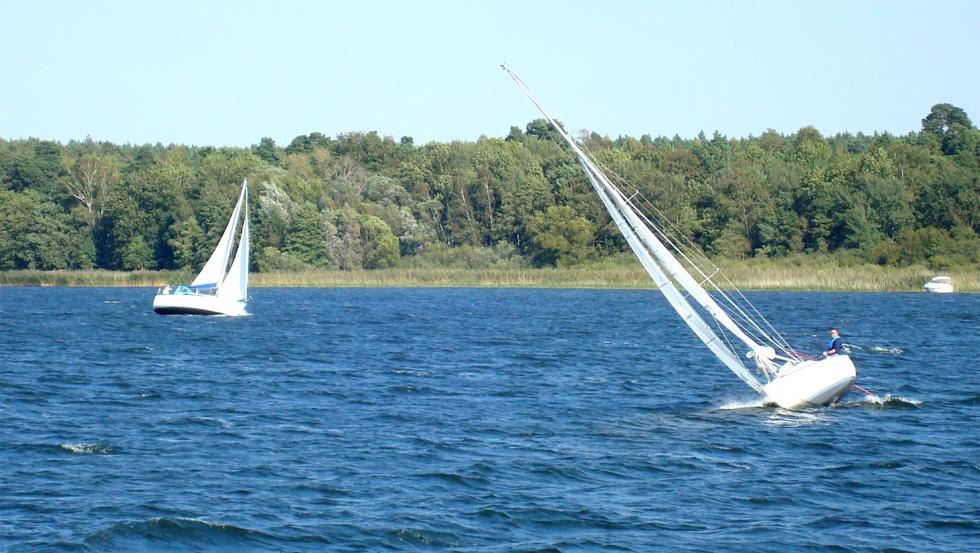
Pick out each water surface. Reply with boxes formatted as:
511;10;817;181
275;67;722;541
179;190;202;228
1;288;977;551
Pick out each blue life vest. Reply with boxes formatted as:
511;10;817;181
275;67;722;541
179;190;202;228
826;336;843;353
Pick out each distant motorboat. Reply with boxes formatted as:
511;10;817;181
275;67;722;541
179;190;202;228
153;179;250;316
923;276;953;293
502;66;855;409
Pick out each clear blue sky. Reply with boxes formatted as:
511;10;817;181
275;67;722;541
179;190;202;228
2;0;977;147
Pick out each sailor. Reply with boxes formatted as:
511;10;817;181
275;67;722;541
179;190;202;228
823;328;844;358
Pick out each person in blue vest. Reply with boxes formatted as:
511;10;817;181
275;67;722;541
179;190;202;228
822;328;844;358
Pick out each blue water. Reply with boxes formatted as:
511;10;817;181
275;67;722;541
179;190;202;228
1;288;977;552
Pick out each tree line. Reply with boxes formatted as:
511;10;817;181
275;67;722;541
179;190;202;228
1;103;977;273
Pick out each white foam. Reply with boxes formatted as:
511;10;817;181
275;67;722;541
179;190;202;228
837;394;921;409
867;346;904;355
848;344;903;355
716;397;767;410
60;443;113;454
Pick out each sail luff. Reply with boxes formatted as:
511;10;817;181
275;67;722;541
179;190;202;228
501;65;762;353
502;65;766;390
584;165;764;392
602;176;796;355
218;184;249;302
598;170;763;351
191;182;246;288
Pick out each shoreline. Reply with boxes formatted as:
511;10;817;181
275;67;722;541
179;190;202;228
1;266;977;292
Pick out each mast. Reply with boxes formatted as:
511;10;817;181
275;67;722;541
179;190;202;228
502;65;766;390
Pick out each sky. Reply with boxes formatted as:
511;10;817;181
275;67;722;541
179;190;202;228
2;0;978;148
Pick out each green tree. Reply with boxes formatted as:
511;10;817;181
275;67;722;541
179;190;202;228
526;205;594;267
253;137;280;165
0;189;94;269
120;235;154;270
358;214;399;269
285;203;330;266
922;103;975;157
167;217;206;269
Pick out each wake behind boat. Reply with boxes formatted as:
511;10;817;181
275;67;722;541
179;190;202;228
502;66;856;409
153;179;250;316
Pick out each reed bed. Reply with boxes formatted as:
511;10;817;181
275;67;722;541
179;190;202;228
1;264;976;291
0;270;189;287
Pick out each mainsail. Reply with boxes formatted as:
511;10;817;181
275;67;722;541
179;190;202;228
502;65;787;393
218;192;249;302
191;179;248;294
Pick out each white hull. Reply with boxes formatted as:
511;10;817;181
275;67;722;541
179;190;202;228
763;355;856;409
923;284;953;293
152;292;247;316
923;276;953;293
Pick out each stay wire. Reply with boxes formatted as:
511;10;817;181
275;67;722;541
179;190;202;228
578;144;800;359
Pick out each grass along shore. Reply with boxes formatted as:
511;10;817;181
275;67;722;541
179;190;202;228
1;262;976;291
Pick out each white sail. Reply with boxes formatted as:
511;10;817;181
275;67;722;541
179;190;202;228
191;182;246;288
584;165;764;391
218;188;249;302
502;65;765;390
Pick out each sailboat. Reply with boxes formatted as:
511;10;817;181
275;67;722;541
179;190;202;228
502;66;856;409
153;179;250;316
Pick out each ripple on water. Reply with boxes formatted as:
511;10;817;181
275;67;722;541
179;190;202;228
1;288;977;552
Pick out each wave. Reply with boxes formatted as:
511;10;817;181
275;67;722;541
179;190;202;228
84;517;286;550
60;442;116;455
715;398;767;410
835;394;921;409
957;394;980;405
847;344;904;355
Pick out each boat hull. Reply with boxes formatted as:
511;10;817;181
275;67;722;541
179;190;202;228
152;292;247;316
923;285;953;293
763;355;856;409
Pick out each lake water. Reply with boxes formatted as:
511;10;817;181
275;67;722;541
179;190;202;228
1;287;977;552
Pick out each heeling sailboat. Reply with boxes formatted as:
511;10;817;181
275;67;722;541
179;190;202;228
502;66;855;409
153;179;250;316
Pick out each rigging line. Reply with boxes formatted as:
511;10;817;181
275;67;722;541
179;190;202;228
572;139;789;353
610;178;799;358
560;132;799;359
620;186;800;357
623;194;786;350
621;189;781;354
702;294;743;361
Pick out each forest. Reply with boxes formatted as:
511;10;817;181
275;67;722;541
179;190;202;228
0;103;977;274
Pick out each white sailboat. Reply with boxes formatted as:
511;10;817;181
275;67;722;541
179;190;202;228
153;179;250;316
502;66;855;409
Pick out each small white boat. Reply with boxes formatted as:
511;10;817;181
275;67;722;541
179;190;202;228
503;66;856;409
923;276;953;293
153;179;250;316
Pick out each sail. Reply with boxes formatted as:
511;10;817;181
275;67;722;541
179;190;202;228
218;188;249;302
584;163;764;392
191;182;246;288
581;153;764;353
502;65;765;391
